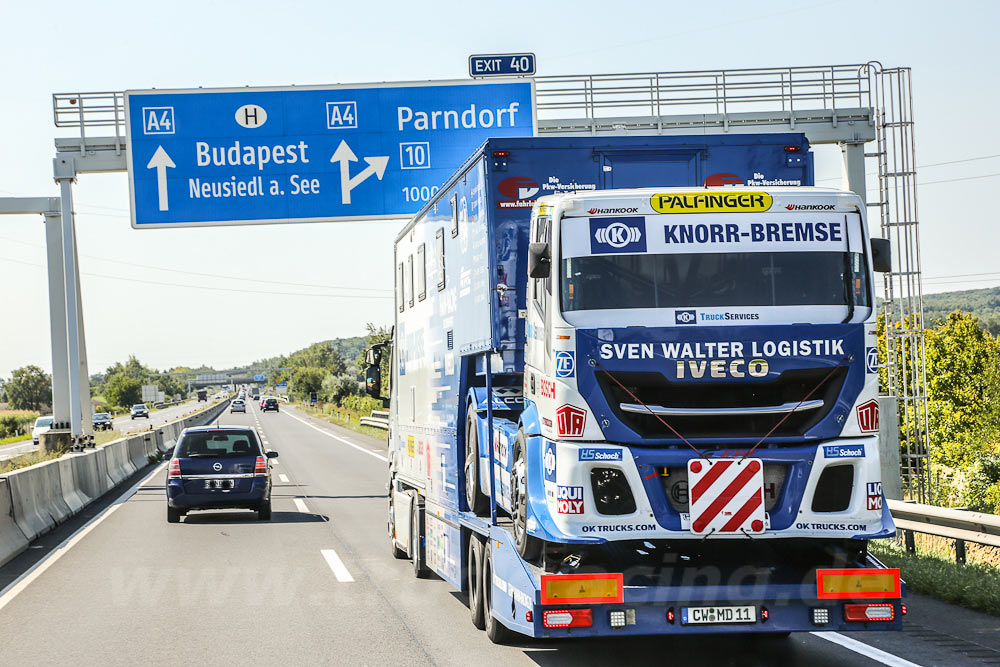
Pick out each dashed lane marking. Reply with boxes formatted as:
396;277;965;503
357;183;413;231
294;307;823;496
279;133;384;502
321;548;354;582
294;498;310;514
279;474;289;483
812;632;923;667
282;410;388;462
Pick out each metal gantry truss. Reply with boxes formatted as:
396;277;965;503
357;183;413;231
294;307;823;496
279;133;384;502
51;63;929;496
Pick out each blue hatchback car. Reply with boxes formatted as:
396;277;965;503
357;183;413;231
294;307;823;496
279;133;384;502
165;426;278;523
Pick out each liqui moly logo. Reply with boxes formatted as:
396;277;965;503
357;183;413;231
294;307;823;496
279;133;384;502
556;485;584;514
556;404;587;438
856;399;879;433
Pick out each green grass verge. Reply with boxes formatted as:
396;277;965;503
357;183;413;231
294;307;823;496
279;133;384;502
869;539;1000;617
0;434;30;446
94;429;124;447
294;403;389;441
0;449;61;474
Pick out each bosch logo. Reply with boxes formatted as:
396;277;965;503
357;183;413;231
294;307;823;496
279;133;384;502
589;217;647;254
588;207;639;215
675;309;697;325
498;176;539;200
785;203;835;211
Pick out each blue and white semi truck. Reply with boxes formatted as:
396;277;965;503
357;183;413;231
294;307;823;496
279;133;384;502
365;135;903;643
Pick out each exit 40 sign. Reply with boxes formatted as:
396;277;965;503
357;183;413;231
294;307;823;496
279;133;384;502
469;53;536;78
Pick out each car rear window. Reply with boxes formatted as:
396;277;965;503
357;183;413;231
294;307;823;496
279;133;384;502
36;417;54;427
176;431;261;458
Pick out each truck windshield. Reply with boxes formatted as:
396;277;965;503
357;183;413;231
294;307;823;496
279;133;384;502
562;251;870;311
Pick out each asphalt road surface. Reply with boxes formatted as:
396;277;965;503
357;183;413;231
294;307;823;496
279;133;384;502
1;403;997;666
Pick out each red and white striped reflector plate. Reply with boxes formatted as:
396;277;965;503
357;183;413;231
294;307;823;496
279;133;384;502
687;458;765;535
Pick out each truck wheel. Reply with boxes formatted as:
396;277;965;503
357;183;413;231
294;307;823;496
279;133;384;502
410;493;429;578
388;485;408;559
468;534;486;630
512;433;542;561
482;544;515;644
465;405;489;516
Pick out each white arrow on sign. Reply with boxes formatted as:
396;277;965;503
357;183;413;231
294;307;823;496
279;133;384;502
330;140;389;205
146;146;176;212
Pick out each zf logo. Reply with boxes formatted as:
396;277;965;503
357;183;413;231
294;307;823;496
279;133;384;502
865;347;878;374
675;309;697;325
543;441;557;482
590;217;646;254
555;351;576;378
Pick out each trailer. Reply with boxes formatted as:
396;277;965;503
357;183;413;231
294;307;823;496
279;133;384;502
365;135;903;643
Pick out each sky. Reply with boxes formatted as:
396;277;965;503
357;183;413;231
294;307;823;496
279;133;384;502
1;0;998;379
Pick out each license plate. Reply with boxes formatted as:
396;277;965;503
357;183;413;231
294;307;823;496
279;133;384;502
681;605;756;625
204;479;234;490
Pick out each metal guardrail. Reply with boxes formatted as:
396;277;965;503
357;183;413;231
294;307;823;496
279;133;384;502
888;499;1000;564
360;409;389;430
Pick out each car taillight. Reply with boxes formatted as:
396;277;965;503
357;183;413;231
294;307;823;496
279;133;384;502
255;456;266;475
542;609;592;628
844;603;895;622
168;459;181;478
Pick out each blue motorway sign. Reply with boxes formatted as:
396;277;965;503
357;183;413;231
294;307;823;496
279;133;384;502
124;80;535;227
253;374;266;382
468;53;536;78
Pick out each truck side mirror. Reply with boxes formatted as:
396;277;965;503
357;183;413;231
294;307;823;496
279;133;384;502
365;364;381;398
528;242;551;279
870;238;891;273
365;346;381;366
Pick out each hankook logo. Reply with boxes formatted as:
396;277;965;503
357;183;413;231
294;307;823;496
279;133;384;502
588;207;639;215
785;203;836;211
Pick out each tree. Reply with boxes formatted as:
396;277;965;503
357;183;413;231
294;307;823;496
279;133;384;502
104;373;142;408
291;366;326;397
5;365;52;410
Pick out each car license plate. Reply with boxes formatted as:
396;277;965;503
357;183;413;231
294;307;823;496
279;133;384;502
204;479;234;490
681;605;756;625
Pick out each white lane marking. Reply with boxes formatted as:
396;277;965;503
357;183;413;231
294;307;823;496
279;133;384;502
279;474;289;483
812;632;922;667
283;410;387;462
0;460;167;612
321;548;354;582
294;498;310;514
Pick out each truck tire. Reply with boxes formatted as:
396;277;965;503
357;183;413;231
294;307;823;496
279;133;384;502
388;485;407;560
465;405;489;516
482;544;515;644
410;493;429;578
468;533;486;630
512;432;542;561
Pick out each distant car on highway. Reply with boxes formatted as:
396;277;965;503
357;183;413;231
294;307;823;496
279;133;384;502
230;399;246;413
92;412;114;431
130;404;149;420
165;425;278;522
32;415;54;444
261;397;279;412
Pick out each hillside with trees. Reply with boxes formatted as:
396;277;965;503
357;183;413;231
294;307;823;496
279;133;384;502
922;286;1000;335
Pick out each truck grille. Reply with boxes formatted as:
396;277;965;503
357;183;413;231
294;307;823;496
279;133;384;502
595;368;847;441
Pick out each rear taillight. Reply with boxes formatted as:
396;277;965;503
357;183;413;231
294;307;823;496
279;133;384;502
255;456;266;475
844;603;895;622
542;609;592;628
168;459;181;479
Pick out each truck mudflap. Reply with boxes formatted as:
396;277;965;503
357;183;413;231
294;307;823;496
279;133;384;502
483;528;906;638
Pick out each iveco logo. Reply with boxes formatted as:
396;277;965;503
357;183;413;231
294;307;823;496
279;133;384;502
212;462;223;471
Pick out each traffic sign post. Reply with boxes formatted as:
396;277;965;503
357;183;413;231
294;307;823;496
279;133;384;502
125;80;535;228
468;53;536;78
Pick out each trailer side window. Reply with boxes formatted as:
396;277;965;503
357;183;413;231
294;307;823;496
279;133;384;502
397;262;405;313
436;228;446;291
417;244;427;302
407;254;415;308
450;194;459;238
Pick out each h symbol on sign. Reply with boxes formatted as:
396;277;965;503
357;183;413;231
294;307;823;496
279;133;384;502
243;107;258;126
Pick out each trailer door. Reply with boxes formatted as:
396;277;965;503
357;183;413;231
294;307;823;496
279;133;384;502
597;149;702;189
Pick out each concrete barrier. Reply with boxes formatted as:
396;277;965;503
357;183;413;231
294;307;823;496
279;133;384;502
0;479;29;568
141;433;158;461
5;459;71;541
104;440;133;485
57;457;90;515
68;450;111;502
127;436;148;471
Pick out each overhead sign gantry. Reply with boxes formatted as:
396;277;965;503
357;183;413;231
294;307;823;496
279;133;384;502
124;80;535;227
